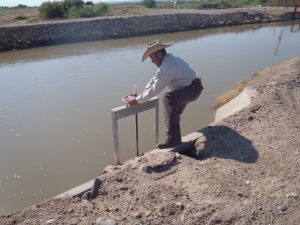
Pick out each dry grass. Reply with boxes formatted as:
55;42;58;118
217;80;247;107
0;8;39;25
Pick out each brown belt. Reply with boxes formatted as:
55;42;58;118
191;78;204;90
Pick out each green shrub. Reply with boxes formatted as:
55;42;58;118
39;1;65;19
68;6;93;18
142;0;156;8
86;1;94;5
63;0;84;10
93;3;108;15
15;15;29;20
68;3;108;18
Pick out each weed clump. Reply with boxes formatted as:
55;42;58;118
39;0;108;19
217;80;247;107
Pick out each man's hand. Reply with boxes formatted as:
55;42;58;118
127;99;139;107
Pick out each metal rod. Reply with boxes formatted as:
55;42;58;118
134;86;139;156
111;112;120;164
135;113;139;156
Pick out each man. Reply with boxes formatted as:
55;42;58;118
128;40;203;149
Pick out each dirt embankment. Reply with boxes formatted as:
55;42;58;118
1;57;300;224
1;7;299;52
0;7;296;27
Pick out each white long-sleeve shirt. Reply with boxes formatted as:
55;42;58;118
136;53;199;104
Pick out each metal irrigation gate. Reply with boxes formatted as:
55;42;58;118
111;97;159;164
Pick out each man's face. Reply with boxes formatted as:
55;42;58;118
150;51;164;67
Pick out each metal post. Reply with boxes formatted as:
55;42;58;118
135;113;139;156
111;97;159;165
134;87;139;156
111;112;120;165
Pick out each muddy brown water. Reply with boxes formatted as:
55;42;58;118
0;20;299;214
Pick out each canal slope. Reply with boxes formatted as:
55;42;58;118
1;56;299;224
0;7;299;51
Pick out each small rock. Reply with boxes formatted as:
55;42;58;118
213;219;222;224
91;178;102;198
103;165;120;174
286;192;298;199
145;210;152;217
247;116;254;121
72;197;81;203
68;208;74;213
46;219;55;224
81;199;91;206
278;204;288;214
119;186;129;191
96;218;117;225
175;202;184;210
132;212;142;218
81;191;91;201
116;177;123;182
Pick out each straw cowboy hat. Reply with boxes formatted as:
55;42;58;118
142;40;172;62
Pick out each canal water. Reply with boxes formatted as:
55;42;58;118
0;20;299;214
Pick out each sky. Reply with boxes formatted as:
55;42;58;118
0;0;125;7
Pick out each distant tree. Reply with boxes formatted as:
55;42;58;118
143;0;156;8
273;0;283;6
18;4;27;8
219;0;231;8
86;1;94;5
39;1;65;19
63;0;84;11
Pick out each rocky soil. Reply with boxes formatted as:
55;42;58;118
0;57;299;224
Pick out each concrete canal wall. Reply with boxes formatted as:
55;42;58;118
0;11;297;51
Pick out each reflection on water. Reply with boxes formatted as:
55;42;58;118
0;20;299;214
273;21;300;55
1;21;298;65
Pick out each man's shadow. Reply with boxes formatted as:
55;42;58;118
184;125;259;163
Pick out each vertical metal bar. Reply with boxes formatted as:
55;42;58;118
111;112;120;165
135;113;139;156
155;101;159;144
134;88;139;157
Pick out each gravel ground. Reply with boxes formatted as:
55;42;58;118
0;56;299;225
